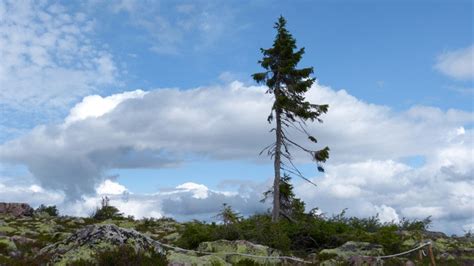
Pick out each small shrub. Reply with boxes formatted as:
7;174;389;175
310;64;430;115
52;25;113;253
214;203;242;225
71;245;167;266
93;245;167;266
92;196;123;220
398;216;432;231
92;205;123;220
36;204;59;217
176;221;215;249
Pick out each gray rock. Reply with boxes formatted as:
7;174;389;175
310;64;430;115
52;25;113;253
319;241;384;262
38;224;165;264
0;203;34;217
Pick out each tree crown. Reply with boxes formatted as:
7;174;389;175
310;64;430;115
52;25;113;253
253;16;330;169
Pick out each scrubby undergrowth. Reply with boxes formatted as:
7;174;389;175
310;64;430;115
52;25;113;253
0;206;473;265
0;203;474;265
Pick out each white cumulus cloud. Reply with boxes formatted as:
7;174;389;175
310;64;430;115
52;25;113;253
0;81;472;234
435;45;474;80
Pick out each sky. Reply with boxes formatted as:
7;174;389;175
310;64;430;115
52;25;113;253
0;0;473;234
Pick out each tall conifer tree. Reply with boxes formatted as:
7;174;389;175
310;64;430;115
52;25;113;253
252;16;330;222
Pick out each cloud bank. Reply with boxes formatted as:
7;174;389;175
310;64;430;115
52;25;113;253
0;81;472;234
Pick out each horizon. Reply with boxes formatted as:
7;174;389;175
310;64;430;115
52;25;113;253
0;0;473;235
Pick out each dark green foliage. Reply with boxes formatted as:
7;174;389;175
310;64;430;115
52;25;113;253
92;197;123;220
71;245;167;266
92;205;123;220
176;220;215;249
215;203;242;225
93;245;167;266
36;204;59;217
398;216;432;231
135;217;177;233
262;174;306;219
0;243;8;255
252;16;330;171
252;16;329;222
176;210;433;256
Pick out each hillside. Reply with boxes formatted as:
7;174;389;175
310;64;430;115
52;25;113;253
0;203;473;265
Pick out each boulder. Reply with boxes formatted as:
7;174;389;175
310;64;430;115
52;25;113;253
197;239;282;264
319;241;384;262
167;250;229;266
38;224;165;264
166;239;289;265
0;203;34;217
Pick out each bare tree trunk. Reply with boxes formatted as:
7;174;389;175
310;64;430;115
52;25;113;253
272;103;282;222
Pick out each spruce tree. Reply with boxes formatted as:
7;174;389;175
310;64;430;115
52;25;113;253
252;16;330;222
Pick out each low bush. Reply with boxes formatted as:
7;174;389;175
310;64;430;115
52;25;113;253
176;210;431;256
36;204;59;217
92;205;123;221
71;245;167;266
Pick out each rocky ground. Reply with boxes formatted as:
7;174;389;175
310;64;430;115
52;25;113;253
0;203;473;265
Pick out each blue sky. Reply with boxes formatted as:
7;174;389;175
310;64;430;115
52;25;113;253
0;0;473;234
84;0;473;110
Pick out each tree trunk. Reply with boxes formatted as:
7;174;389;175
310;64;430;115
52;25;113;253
273;101;282;222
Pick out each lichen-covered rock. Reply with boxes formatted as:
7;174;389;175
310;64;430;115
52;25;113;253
0;236;17;253
9;235;36;246
0;203;34;217
38;224;165;264
319;241;384;262
163;232;181;243
400;230;474;265
0;225;16;236
167;250;229;266
431;235;474;264
197;239;282;264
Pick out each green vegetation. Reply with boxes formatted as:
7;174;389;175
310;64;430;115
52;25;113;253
36;204;59;217
176;210;433;256
0;206;472;265
71;245;168;266
92;196;124;221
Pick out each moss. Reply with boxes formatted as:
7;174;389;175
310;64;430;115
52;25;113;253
0;225;16;235
197;240;281;264
162;232;180;243
97;219;136;229
56;245;96;265
319;241;384;261
0;237;17;255
167;251;228;265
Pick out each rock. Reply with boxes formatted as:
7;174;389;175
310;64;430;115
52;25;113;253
9;235;36;246
162;232;181;242
167;250;229;266
0;225;16;235
423;231;448;239
319;241;384;262
166;240;287;265
38;224;165;264
0;236;17;252
197;239;282;264
0;203;34;217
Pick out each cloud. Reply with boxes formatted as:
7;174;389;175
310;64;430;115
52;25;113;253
64;90;147;125
103;0;236;54
0;1;119;131
0;182;64;207
3;179;267;222
435;45;474;80
296;136;473;233
0;81;472;234
96;179;128;195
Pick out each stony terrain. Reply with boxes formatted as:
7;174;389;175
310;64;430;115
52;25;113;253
0;203;473;265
